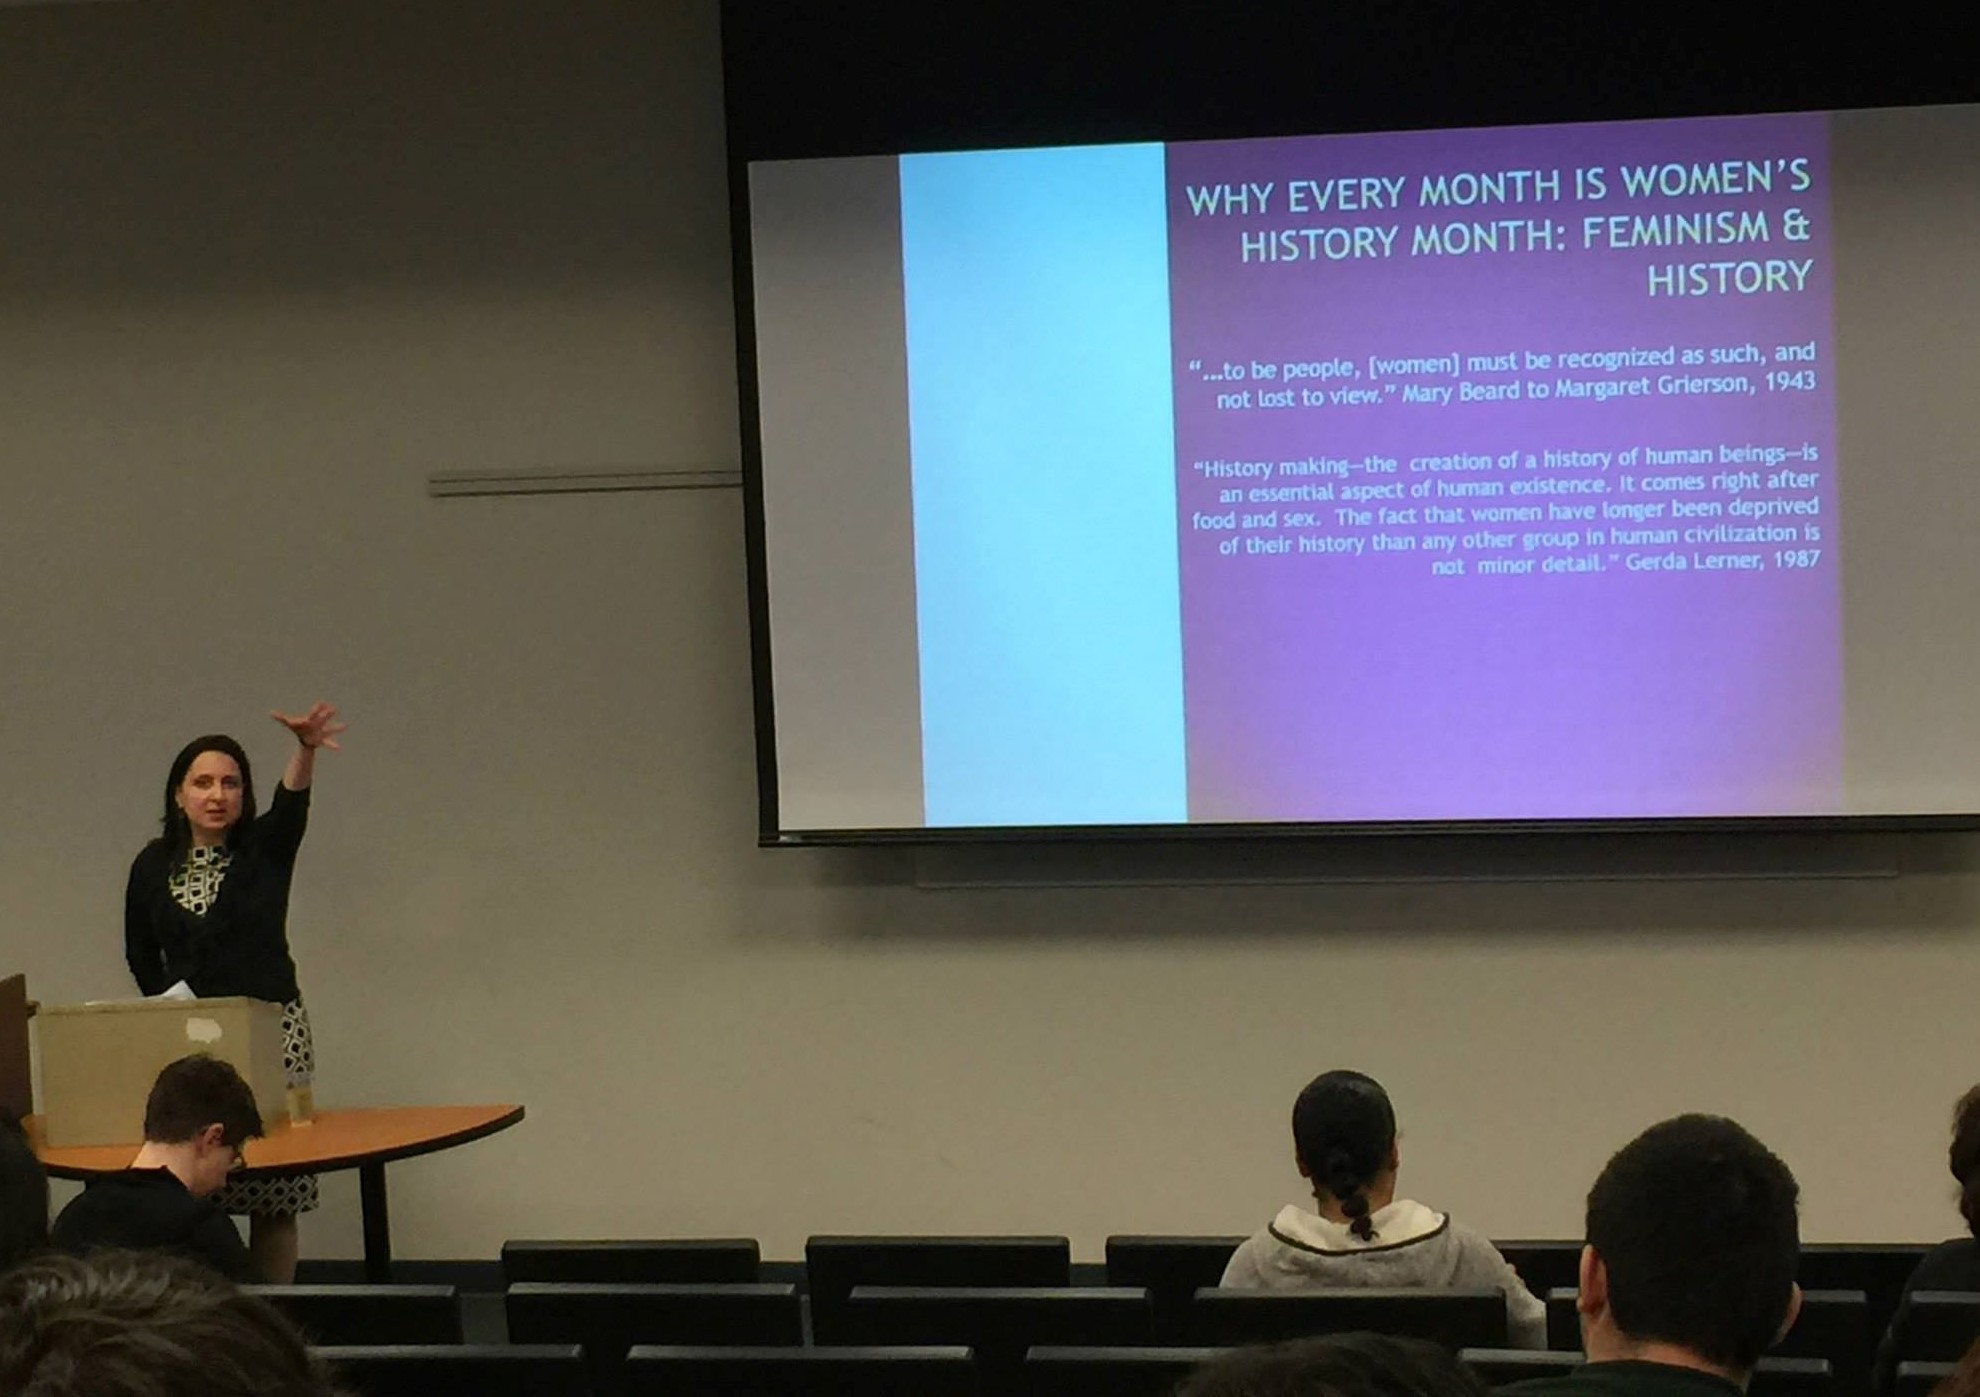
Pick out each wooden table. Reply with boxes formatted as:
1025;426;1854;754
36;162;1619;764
34;1104;524;1282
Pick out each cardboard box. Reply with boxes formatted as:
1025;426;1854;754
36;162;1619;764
36;998;286;1147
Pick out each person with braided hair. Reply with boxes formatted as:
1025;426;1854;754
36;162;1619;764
1221;1069;1546;1348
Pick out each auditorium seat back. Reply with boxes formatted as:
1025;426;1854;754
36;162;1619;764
506;1282;802;1393
313;1344;587;1397
1748;1355;1840;1397
1025;1344;1226;1397
1893;1360;1956;1397
805;1236;1070;1343
502;1239;762;1286
1798;1246;1932;1343
1460;1348;1581;1384
1493;1241;1585;1297
1104;1236;1244;1342
623;1344;977;1397
244;1285;462;1346
1770;1289;1869;1394
1186;1287;1507;1349
837;1285;1152;1397
1545;1288;1580;1351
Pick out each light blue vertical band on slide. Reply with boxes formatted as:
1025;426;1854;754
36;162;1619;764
901;142;1184;827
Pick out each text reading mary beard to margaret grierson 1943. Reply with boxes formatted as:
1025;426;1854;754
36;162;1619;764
1183;339;1830;580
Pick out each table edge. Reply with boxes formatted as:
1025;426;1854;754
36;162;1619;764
36;1104;526;1180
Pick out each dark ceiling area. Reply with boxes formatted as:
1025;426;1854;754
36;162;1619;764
723;2;1977;161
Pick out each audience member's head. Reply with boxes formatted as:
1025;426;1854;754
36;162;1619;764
0;1250;339;1396
1579;1114;1801;1378
1949;1085;1980;1239
0;1109;49;1272
1292;1070;1399;1240
135;1056;264;1199
1179;1333;1489;1397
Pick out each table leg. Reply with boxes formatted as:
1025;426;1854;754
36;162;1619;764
359;1161;391;1283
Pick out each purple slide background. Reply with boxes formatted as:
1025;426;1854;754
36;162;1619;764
1168;113;1838;821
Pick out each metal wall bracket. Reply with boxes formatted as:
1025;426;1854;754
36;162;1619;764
427;466;741;498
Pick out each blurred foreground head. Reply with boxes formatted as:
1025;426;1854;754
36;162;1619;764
0;1251;340;1397
1179;1332;1490;1397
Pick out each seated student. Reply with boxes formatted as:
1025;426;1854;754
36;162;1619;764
0;1250;336;1397
50;1055;263;1283
1876;1085;1980;1390
1221;1069;1547;1347
1180;1331;1491;1397
0;1109;49;1273
1499;1114;1802;1397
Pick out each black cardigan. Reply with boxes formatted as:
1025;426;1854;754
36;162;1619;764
124;783;310;1004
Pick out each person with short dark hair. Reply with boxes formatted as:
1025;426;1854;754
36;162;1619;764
50;1055;264;1282
1178;1331;1492;1397
0;1109;49;1273
1500;1114;1802;1397
1876;1086;1980;1390
0;1250;339;1397
1221;1070;1546;1347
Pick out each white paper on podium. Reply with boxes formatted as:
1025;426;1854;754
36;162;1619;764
84;982;197;1006
85;982;198;1006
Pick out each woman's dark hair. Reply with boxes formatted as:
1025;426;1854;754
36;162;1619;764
1951;1085;1980;1238
1179;1333;1488;1397
1293;1069;1397;1241
160;735;257;864
0;1109;48;1273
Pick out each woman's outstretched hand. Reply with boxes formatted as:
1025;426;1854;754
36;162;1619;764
271;702;346;752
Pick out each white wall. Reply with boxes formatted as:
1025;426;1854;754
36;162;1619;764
3;0;1977;1261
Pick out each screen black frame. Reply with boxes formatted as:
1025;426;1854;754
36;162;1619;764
721;0;1980;847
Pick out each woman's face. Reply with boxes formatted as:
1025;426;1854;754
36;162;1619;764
176;751;244;844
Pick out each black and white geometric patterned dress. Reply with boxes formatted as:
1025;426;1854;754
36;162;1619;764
170;845;320;1217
